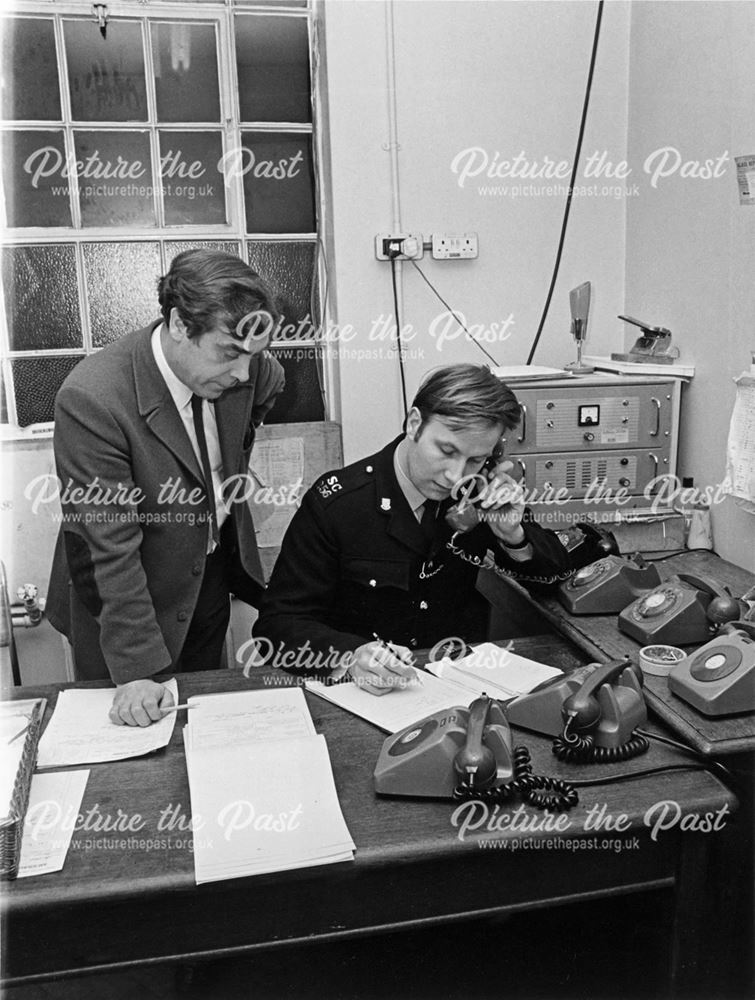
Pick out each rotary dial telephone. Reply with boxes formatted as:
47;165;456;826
558;553;662;615
618;573;744;646
668;620;755;716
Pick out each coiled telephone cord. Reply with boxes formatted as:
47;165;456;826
552;728;650;765
453;746;579;813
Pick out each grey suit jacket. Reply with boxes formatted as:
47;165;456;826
46;321;285;683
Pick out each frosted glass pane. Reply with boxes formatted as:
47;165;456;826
160;131;227;225
64;19;147;122
1;18;61;120
2;245;82;351
235;15;310;123
240;132;314;233
165;241;241;266
2;131;72;228
12;356;84;427
152;23;220;122
83;242;161;347
246;240;316;338
264;347;324;424
74;131;155;226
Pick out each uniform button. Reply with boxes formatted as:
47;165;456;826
369;579;377;587
191;563;202;576
366;465;373;473
177;611;188;622
420;601;429;610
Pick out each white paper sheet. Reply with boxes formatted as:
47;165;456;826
724;374;755;503
17;769;89;878
185;734;354;883
426;642;562;699
305;672;471;734
36;679;179;768
184;688;316;751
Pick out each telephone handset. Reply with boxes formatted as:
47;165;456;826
374;696;579;811
506;659;649;763
558;553;662;614
373;696;513;799
618;572;744;646
668;620;755;716
555;521;620;572
445;439;513;533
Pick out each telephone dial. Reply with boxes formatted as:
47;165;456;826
618;573;745;646
558;554;662;615
668;620;755;716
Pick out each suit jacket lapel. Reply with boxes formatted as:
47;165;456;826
214;356;259;479
132;323;204;485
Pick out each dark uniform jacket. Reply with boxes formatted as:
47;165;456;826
46;321;285;684
254;436;571;675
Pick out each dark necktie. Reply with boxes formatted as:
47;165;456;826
420;499;439;547
191;394;220;549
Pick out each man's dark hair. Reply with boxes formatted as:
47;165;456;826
157;249;280;339
410;364;521;433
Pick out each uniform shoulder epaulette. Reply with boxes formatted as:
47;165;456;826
312;460;375;505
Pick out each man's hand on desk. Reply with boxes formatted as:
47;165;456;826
347;641;418;696
110;679;175;727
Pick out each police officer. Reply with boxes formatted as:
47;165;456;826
254;364;570;695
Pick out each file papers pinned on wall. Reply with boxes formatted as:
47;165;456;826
36;680;179;768
183;689;354;883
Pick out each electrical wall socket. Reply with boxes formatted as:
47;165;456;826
431;233;479;260
374;233;424;261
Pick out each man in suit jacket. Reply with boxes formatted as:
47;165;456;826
254;364;571;695
47;249;285;726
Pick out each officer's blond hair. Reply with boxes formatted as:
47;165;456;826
410;364;521;433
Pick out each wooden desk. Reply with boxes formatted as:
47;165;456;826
481;550;755;756
0;635;739;996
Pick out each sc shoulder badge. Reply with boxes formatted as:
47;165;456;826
316;474;342;500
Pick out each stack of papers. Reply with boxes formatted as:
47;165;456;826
183;688;354;883
36;680;179;768
306;643;562;734
490;365;571;382
426;642;562;700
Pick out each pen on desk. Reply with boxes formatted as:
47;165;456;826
372;633;423;685
159;703;195;713
6;722;29;745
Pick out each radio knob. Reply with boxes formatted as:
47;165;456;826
545;461;553;469
546;419;554;428
620;458;629;466
583;431;595;442
546;401;555;410
619;477;630;487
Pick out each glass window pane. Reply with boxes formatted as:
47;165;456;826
2;245;82;351
74;131;155;227
11;356;84;427
2;130;73;228
1;18;61;120
235;16;311;123
152;22;220;123
264;347;324;424
82;242;161;347
246;240;316;338
240;131;314;233
160;131;227;225
165;241;241;267
64;19;148;122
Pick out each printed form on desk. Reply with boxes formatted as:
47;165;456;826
36;679;179;768
306;643;562;733
182;688;354;883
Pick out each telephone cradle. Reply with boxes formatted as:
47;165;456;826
558;554;662;615
668;620;755;717
373;662;650;812
618;572;745;646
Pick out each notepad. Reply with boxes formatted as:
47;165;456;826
426;643;562;700
36;680;179;768
305;672;470;734
182;688;354;883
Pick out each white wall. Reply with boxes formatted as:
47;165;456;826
322;0;632;461
625;0;755;570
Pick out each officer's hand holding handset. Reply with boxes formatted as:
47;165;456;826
347;638;418;696
479;458;529;549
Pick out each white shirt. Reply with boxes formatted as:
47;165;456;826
393;438;432;523
151;325;229;549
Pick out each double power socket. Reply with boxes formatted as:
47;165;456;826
375;232;479;261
